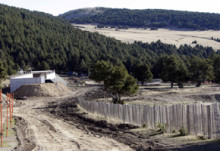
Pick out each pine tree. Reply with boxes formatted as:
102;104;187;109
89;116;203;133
90;60;138;103
160;55;188;88
0;60;6;87
212;56;220;83
133;64;153;85
189;57;214;86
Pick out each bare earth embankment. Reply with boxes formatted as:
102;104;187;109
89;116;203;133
73;24;220;51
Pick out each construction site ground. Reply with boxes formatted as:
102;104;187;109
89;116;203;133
1;77;220;151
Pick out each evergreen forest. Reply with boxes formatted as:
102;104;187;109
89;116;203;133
61;7;220;30
0;4;220;84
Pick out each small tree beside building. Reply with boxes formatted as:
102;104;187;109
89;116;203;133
89;60;139;104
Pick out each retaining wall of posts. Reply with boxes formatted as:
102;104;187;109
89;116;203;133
78;99;220;139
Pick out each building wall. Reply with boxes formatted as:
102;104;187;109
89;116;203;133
10;70;56;92
11;73;33;79
10;76;45;92
46;72;56;81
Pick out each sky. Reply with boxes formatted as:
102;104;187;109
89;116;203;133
1;0;219;16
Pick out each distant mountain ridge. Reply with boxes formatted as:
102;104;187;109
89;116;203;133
60;7;220;30
60;7;106;20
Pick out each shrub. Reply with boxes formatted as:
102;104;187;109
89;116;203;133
113;99;125;104
197;135;206;140
142;123;146;128
192;40;197;44
179;127;188;136
157;123;168;133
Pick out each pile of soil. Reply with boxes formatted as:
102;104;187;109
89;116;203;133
14;83;72;98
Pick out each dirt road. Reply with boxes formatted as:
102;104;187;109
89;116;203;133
13;89;133;151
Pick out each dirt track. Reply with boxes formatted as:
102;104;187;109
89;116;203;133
13;89;133;151
44;98;165;151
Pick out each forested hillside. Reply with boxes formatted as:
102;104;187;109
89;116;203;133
0;4;220;84
1;4;151;74
61;8;220;30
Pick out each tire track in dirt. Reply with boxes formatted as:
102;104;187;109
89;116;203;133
14;116;36;151
45;98;166;151
13;91;133;151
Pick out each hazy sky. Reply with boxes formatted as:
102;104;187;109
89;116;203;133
1;0;219;16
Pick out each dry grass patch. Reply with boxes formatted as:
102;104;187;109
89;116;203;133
73;24;220;51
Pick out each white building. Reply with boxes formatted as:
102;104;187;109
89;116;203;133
10;70;56;92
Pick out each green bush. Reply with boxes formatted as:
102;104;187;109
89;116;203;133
157;123;168;133
179;127;188;136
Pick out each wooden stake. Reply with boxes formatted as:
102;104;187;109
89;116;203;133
11;94;13;119
0;90;3;147
9;94;12;128
12;93;14;118
6;93;9;137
